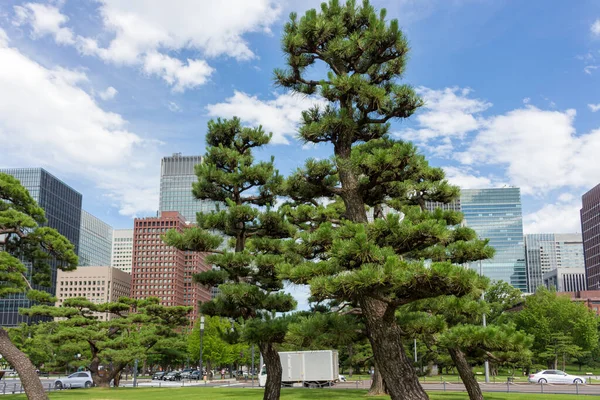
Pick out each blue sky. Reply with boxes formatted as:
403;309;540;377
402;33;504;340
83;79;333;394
1;0;600;237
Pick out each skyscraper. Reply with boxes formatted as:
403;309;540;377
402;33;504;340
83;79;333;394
79;210;113;267
581;184;600;290
460;188;527;291
131;211;211;322
111;229;134;274
525;233;585;292
159;153;217;223
0;168;82;326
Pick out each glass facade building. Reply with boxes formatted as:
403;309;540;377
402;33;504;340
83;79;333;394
581;184;600;290
79;210;113;267
0;168;82;326
460;188;527;291
159;153;217;223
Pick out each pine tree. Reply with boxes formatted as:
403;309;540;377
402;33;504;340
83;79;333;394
275;2;493;399
0;172;78;400
163;118;297;400
401;294;533;400
23;297;190;387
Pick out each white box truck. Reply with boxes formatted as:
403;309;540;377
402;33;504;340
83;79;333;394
258;350;340;388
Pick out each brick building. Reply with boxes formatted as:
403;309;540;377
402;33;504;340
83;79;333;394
131;211;211;322
55;266;131;320
582;184;600;290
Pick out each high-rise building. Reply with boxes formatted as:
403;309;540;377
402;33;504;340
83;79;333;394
0;168;82;326
79;210;113;267
460;188;527;291
582;184;600;290
55;266;131;320
111;229;134;274
159;153;217;223
525;233;585;292
131;211;211;322
543;267;587;292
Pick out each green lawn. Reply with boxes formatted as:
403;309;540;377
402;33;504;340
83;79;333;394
0;388;589;400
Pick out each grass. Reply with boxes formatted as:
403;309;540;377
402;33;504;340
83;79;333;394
0;388;589;400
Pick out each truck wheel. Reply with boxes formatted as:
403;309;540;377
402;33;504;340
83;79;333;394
308;382;318;388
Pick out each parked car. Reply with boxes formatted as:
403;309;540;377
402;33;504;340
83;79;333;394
190;370;203;380
164;371;181;381
54;371;93;389
528;370;587;384
180;369;195;379
338;375;347;382
152;371;166;380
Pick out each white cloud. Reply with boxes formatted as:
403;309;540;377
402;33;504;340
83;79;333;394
14;0;280;91
584;65;598;75
592;19;600;37
142;52;214;92
0;28;8;47
99;86;118;100
168;101;181;112
523;199;582;234
461;106;600;195
588;103;600;112
13;3;75;45
443;166;497;189
0;33;160;216
522;97;530;104
396;87;491;142
206;91;327;145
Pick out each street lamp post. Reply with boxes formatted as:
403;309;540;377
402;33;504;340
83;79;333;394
199;316;205;379
480;260;490;383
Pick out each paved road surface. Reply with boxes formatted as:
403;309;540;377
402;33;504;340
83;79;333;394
1;377;598;396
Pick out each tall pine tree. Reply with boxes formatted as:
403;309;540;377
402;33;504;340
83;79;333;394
164;118;296;400
0;173;78;400
276;2;492;399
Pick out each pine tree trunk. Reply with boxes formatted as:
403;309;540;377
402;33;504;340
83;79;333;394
0;327;48;400
259;342;282;400
360;296;429;400
367;359;387;396
448;348;483;400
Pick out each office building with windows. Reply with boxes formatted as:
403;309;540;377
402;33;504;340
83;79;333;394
159;153;217;223
543;267;587;293
111;229;134;274
460;188;527;291
131;211;212;322
0;168;82;326
55;266;131;320
79;210;113;267
525;233;585;292
582;184;600;290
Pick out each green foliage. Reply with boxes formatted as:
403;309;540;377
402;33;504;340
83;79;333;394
512;288;599;366
163;117;296;337
485;281;524;324
21;297;191;382
0;172;78;298
187;315;245;367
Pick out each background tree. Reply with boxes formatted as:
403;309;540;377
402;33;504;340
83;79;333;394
164;117;297;400
511;288;598;370
0;172;78;400
275;2;493;398
22;297;190;387
484;281;523;324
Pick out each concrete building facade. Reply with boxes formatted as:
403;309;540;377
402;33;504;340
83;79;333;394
111;229;134;274
525;233;585;292
55;266;131;320
79;210;113;267
581;184;600;290
0;168;82;326
543;267;587;292
159;153;217;223
131;211;211;321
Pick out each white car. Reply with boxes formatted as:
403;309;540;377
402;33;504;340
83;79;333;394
528;370;587;384
54;371;94;389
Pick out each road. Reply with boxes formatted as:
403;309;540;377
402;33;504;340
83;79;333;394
1;377;599;396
